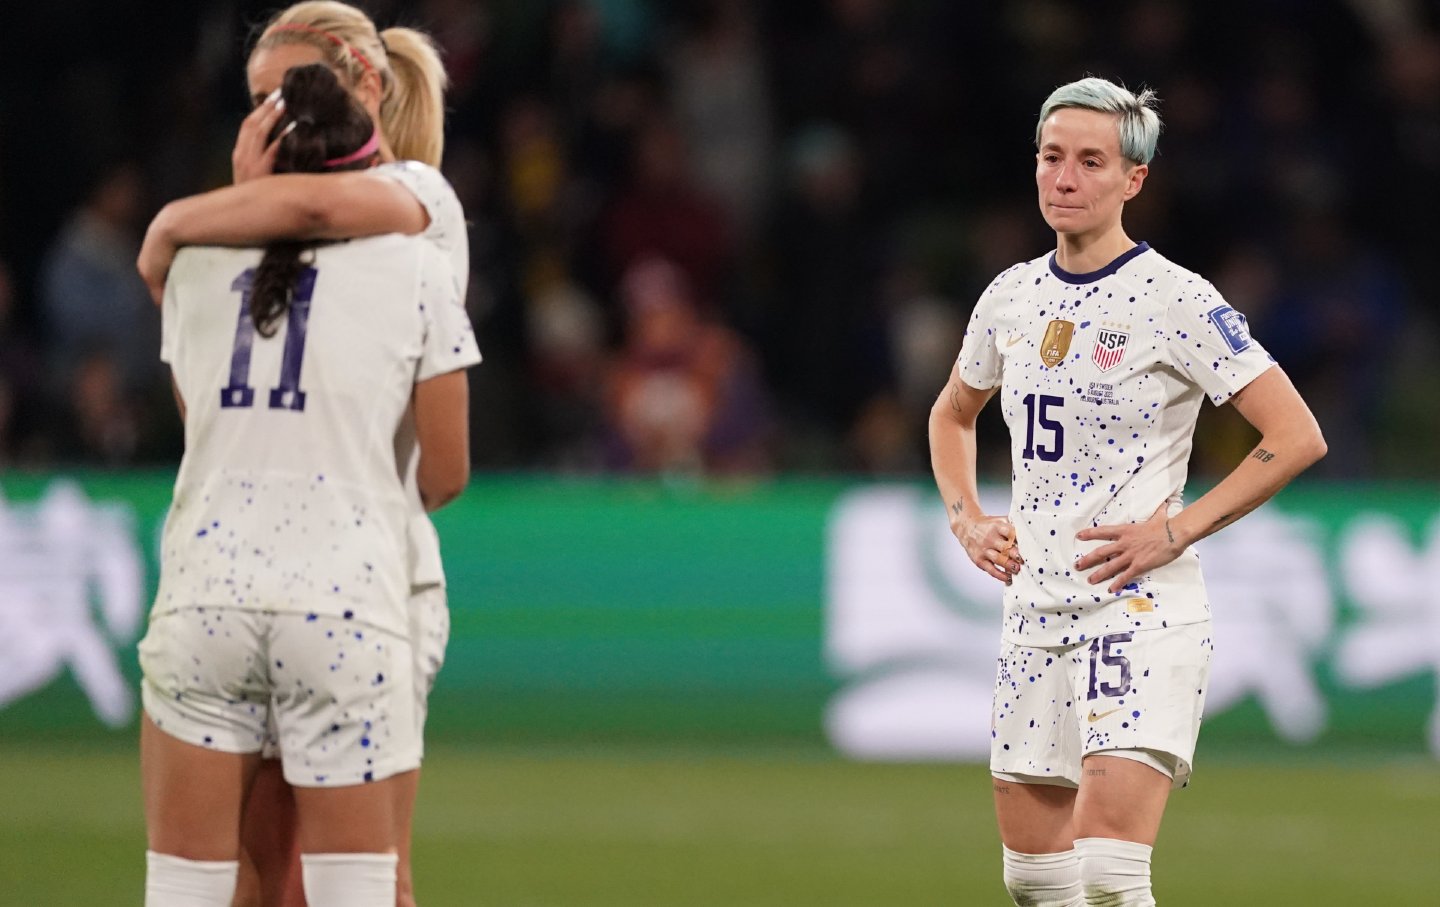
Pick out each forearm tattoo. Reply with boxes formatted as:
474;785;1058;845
951;499;965;517
1210;512;1236;529
1250;448;1275;463
1164;520;1175;544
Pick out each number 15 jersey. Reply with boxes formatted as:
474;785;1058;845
956;243;1274;647
156;235;480;636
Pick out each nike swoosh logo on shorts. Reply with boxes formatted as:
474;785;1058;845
1088;707;1123;723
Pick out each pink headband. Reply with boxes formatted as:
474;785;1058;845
325;128;381;167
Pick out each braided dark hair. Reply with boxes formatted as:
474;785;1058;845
250;63;378;337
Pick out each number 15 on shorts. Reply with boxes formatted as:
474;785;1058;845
1087;632;1133;701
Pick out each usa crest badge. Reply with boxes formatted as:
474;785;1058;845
1039;320;1075;368
1092;328;1129;372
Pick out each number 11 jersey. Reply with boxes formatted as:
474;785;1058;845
156;234;479;636
956;243;1274;647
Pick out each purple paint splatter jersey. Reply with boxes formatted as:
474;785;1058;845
956;243;1274;646
156;234;479;635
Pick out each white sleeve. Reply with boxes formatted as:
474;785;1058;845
160;254;185;365
372;161;469;303
955;289;1002;389
416;247;481;382
1163;281;1275;405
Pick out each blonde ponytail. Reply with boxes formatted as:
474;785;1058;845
254;3;449;167
378;27;448;167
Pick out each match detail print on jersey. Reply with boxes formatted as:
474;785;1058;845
1039;319;1075;368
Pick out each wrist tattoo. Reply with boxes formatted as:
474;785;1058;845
951;499;964;517
1250;448;1275;463
1165;519;1175;545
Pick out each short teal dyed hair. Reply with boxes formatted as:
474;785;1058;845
1035;77;1161;165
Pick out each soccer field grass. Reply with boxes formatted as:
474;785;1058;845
2;743;1436;905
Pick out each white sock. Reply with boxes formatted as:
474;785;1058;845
144;851;238;906
1002;846;1083;906
1074;837;1156;906
301;852;398;907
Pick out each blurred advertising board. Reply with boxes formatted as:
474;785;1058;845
0;474;1434;759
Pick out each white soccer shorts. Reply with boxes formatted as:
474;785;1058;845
408;583;450;746
255;584;448;762
139;607;418;787
990;621;1213;789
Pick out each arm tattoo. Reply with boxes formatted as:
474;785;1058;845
951;499;965;517
1085;767;1107;777
993;782;1010;795
1250;448;1275;463
949;383;963;415
1210;512;1236;529
1164;519;1175;545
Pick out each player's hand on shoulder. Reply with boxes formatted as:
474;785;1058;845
1075;501;1184;594
954;514;1023;585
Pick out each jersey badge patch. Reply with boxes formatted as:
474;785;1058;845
1039;319;1075;368
1206;305;1252;354
1092;328;1129;372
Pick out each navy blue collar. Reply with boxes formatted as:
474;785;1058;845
1048;241;1150;284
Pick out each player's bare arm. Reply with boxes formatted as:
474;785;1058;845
137;173;430;305
1076;365;1326;592
413;370;471;512
929;365;1023;584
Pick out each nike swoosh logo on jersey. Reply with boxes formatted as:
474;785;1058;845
1087;707;1123;723
1005;333;1025;347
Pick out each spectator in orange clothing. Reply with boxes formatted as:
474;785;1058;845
605;257;769;474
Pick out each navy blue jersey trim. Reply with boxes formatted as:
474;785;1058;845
1048;241;1151;285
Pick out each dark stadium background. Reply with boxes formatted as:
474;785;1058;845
1;1;1436;904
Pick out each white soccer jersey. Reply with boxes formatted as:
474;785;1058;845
956;242;1274;647
156;234;480;635
375;160;469;587
375;161;468;300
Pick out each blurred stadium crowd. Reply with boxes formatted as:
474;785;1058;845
0;0;1436;478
